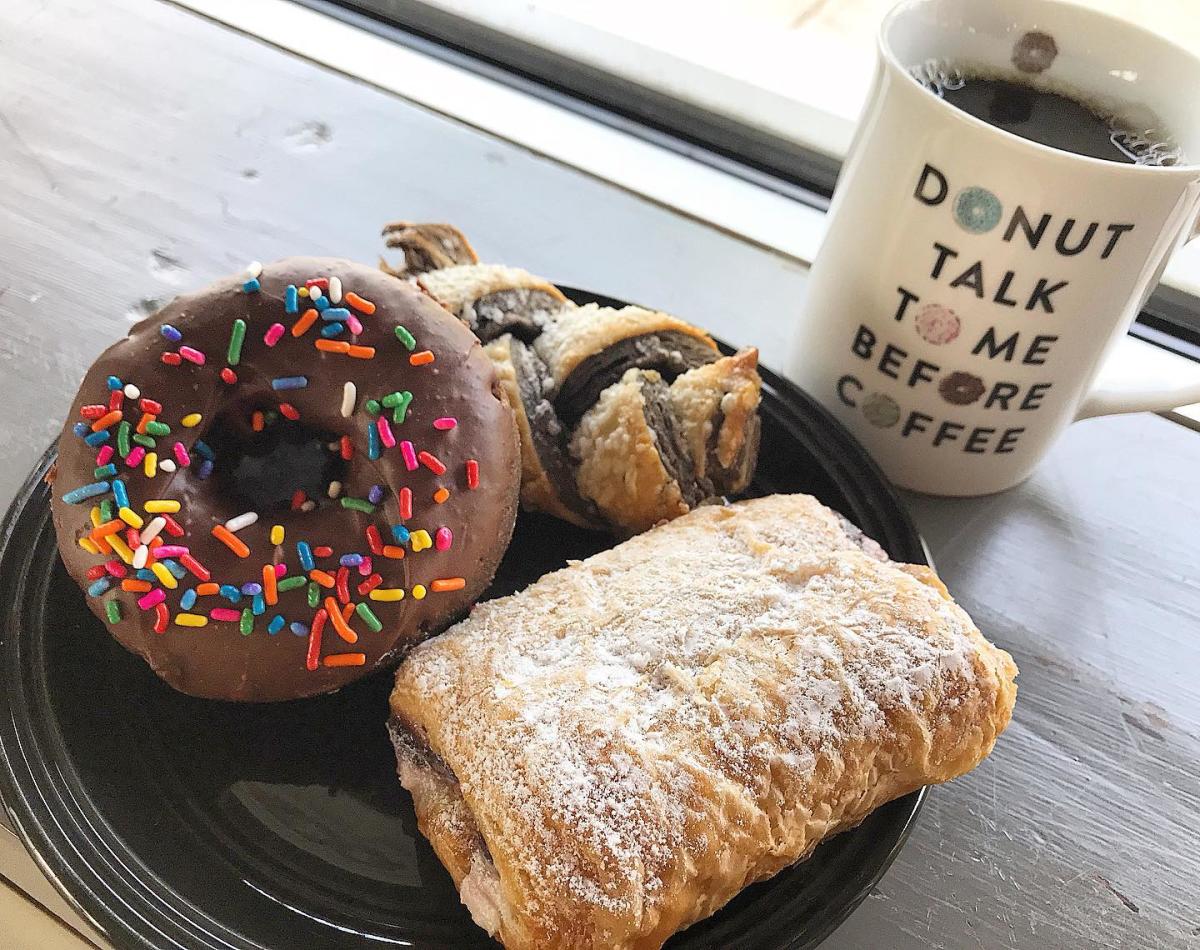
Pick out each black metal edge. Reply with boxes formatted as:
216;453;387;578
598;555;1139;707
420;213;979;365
298;0;838;207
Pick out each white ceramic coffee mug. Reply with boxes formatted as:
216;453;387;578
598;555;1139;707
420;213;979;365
790;0;1200;496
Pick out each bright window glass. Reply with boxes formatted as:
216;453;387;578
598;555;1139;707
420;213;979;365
404;0;1200;159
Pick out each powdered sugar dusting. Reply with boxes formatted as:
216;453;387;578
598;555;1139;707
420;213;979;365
391;494;1017;944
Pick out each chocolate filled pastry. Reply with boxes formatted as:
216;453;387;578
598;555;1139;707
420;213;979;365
569;349;764;533
381;222;764;534
419;264;572;343
570;368;702;533
380;221;479;277
669;347;762;494
533;304;721;425
51;258;520;701
485;334;597;528
389;494;1018;949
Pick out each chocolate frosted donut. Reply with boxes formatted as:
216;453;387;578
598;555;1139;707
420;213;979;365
51;258;520;702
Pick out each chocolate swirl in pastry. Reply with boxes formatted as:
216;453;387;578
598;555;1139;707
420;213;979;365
570;368;703;533
569;350;764;533
485;334;597;528
668;347;762;494
419;264;572;343
389;493;1018;949
380;223;764;534
380;221;479;277
532;304;721;426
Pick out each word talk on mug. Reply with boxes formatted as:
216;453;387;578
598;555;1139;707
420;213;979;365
835;161;1135;455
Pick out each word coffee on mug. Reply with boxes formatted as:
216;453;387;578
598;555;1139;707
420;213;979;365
790;0;1200;496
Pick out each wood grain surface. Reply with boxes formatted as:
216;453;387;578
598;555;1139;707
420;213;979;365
0;1;1197;948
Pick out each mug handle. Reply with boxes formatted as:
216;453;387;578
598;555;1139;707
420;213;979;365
1076;334;1200;419
1077;218;1200;420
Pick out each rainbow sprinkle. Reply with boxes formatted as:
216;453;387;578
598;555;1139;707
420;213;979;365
227;319;247;366
383;390;413;423
65;263;481;674
63;482;110;504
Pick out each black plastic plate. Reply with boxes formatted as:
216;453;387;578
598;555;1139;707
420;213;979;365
0;288;928;949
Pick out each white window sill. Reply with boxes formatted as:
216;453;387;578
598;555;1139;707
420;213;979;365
176;0;1200;420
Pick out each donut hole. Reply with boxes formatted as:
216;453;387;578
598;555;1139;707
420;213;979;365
205;403;347;513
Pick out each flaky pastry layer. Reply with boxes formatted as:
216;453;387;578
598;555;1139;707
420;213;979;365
390;494;1017;950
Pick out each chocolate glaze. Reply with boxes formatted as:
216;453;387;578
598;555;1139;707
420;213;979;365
51;258;520;702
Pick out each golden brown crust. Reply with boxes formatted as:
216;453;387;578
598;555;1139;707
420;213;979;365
486;335;596;528
418;264;569;318
569;369;689;534
390;494;1017;949
533;304;717;392
668;347;761;489
389;721;481;885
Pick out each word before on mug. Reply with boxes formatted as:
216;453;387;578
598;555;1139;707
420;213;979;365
838;324;1052;453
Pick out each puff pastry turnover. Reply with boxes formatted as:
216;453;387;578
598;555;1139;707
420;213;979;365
389;494;1017;949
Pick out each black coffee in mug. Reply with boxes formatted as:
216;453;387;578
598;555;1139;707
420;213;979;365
911;60;1183;166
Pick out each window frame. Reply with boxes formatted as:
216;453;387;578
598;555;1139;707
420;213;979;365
314;0;1200;361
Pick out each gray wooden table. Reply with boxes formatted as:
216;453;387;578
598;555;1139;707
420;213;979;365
1;1;1197;948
